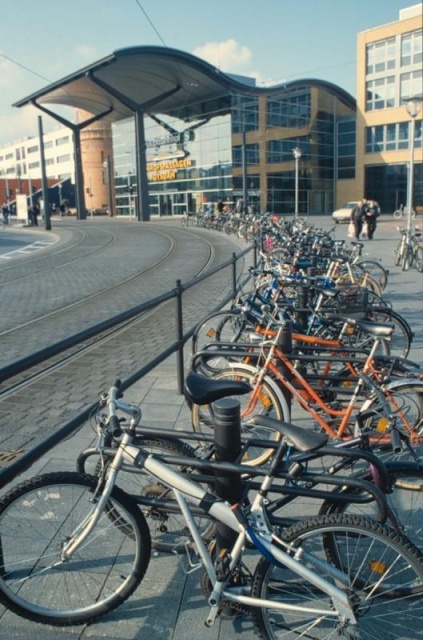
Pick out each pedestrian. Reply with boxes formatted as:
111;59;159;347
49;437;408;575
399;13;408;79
2;203;10;225
350;199;367;239
365;199;380;240
29;202;39;226
216;199;224;215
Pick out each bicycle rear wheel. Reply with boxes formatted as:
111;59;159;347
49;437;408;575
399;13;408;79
191;365;289;465
252;514;423;640
0;472;150;626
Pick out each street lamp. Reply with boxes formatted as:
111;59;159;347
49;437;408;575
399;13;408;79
292;147;302;219
405;97;422;234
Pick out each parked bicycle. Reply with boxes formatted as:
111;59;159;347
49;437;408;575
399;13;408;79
393;204;416;219
394;226;423;272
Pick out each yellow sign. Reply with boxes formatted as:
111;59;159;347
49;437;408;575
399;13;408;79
147;158;192;182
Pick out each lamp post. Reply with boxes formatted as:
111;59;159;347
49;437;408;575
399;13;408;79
405;97;422;234
293;147;302;220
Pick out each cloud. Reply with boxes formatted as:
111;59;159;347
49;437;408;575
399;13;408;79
192;39;252;72
74;44;97;59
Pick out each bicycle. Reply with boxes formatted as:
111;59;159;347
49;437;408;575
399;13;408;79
1;378;422;635
393;204;416;219
191;317;423;463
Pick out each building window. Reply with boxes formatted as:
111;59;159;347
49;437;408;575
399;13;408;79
266;138;309;164
366;38;396;75
366;76;395;110
401;29;422;67
56;154;71;163
28;161;40;170
337;119;356;179
232;144;260;166
400;69;423;102
5;153;13;160
44;141;53;149
55;135;70;146
365;121;422;153
266;89;311;128
27;145;38;153
231;95;259;133
45;158;54;165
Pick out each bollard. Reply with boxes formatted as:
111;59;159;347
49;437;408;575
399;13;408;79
273;318;293;415
295;285;309;331
213;398;242;554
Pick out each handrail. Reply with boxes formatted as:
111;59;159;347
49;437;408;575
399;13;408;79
0;242;256;488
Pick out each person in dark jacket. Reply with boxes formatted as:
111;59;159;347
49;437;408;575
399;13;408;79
365;199;380;240
351;199;367;239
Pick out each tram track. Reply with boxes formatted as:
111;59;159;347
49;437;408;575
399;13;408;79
0;220;243;454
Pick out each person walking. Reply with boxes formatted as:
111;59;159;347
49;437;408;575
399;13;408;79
350;199;367;239
365;199;380;240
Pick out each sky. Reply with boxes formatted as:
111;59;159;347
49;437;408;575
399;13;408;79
0;0;418;146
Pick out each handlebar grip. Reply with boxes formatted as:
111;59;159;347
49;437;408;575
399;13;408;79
108;415;122;438
390;428;402;453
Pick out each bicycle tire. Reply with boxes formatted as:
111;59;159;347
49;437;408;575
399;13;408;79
191;364;290;466
191;310;253;374
402;246;412;271
88;437;215;553
393;209;403;219
252;513;423;640
0;472;151;626
415;245;423;272
393;239;404;266
356;259;388;291
361;381;423;460
319;462;423;550
364;306;412;359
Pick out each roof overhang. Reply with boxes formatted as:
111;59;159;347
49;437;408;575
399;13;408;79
13;46;356;125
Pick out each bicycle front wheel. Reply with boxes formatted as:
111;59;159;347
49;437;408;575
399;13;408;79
252;514;423;640
319;462;423;551
0;472;151;626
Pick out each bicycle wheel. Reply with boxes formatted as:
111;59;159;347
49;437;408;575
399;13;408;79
393;209;403;219
191;310;253;374
356;259;388;291
416;245;423;272
393;239;404;266
87;437;215;553
320;462;423;551
252;514;423;640
362;382;423;460
0;472;150;626
402;245;413;271
191;365;290;466
364;307;412;359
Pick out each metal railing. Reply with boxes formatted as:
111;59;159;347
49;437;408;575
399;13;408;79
0;243;257;488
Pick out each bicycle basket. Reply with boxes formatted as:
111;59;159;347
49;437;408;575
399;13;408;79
336;284;369;315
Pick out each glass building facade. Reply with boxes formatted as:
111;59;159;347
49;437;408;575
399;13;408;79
112;82;355;217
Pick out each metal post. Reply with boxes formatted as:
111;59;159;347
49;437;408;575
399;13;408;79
405;98;422;235
242;130;248;215
232;253;237;297
293;147;302;220
135;109;150;221
274;319;293;415
175;279;184;394
38;116;51;231
213;398;242;553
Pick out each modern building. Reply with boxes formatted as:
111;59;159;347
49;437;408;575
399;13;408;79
356;3;422;213
1;3;421;219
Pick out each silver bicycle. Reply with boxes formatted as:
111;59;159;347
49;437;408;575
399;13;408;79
0;380;422;637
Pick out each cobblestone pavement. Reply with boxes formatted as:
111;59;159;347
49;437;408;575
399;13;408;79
0;215;421;639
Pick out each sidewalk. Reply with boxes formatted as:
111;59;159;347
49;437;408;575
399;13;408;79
0;218;422;639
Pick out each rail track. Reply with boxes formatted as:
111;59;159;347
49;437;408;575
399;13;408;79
0;219;248;455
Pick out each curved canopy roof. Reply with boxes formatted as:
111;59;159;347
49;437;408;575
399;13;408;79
14;46;356;124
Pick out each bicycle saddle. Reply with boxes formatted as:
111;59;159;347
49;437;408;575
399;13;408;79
250;416;328;452
184;371;251;405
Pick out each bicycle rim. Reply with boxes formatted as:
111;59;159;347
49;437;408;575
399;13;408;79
252;514;423;639
0;472;150;625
